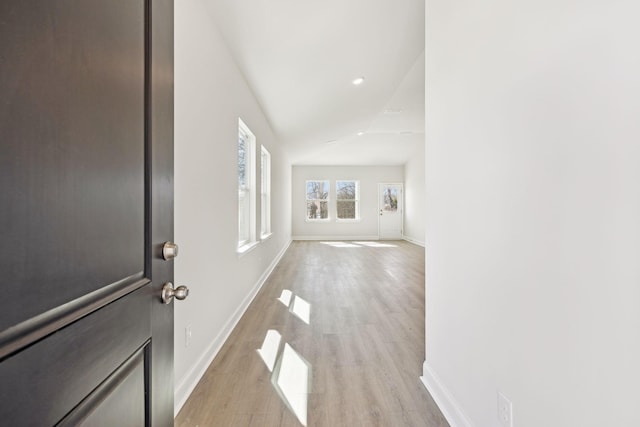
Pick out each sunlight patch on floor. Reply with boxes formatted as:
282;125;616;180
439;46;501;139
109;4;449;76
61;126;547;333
257;294;313;426
278;289;293;307
320;241;361;248
257;329;282;372
291;295;311;325
320;241;398;248
272;343;311;426
354;241;398;248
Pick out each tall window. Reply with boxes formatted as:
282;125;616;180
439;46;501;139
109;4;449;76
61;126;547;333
238;119;256;250
260;146;271;238
336;180;359;220
306;180;329;220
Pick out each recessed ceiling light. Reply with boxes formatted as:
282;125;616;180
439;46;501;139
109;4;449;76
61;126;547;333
383;109;403;115
325;139;338;144
352;77;365;85
357;131;365;136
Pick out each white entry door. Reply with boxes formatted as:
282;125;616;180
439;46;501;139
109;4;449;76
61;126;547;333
378;183;403;239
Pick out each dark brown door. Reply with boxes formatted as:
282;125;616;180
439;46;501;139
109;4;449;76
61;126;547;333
0;1;175;425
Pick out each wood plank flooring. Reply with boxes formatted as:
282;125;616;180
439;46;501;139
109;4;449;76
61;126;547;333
176;240;449;427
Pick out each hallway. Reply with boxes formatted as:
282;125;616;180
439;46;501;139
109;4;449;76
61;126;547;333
176;241;448;426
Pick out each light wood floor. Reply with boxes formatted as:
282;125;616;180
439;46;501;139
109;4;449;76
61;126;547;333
176;240;449;427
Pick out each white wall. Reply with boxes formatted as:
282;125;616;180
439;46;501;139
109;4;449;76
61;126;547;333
292;165;404;240
174;0;292;413
403;139;426;246
423;1;640;427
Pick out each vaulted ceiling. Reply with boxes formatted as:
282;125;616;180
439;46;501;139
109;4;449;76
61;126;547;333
205;0;425;165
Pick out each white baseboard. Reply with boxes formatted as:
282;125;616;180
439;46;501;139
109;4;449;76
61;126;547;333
403;235;425;247
173;239;292;415
292;235;380;241
420;361;475;427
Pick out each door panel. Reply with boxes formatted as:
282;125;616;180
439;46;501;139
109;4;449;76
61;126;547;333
378;183;403;239
0;1;175;425
0;0;146;334
0;287;150;425
59;346;148;427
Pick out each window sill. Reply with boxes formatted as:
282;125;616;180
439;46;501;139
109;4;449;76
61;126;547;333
237;241;259;256
305;218;331;223
261;232;273;241
336;218;361;223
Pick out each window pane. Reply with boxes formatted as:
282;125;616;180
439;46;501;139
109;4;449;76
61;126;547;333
238;136;246;188
318;201;328;218
238;191;249;243
336;181;356;200
260;147;271;236
306;201;328;219
337;201;356;219
336;180;358;219
306;181;328;200
238;118;255;249
305;180;329;220
306;201;318;219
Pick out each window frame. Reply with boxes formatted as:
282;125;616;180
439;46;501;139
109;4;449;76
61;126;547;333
238;118;257;252
305;180;330;221
335;180;360;221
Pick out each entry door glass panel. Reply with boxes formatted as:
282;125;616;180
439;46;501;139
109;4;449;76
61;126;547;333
381;186;399;212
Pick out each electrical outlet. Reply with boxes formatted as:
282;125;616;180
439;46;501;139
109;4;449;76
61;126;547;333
185;324;192;348
497;391;513;427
